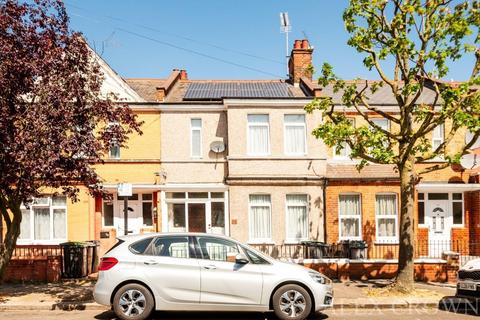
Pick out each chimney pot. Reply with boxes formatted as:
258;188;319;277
180;69;188;80
288;40;314;84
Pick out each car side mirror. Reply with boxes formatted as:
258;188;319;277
235;253;249;264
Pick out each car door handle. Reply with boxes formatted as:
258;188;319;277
144;260;158;265
203;265;217;270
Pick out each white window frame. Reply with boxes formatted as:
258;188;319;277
109;140;120;159
371;118;390;132
141;193;154;227
283;114;307;156
247;114;270;156
375;193;398;243
338;193;362;241
432;123;445;152
285;194;309;243
418;192;426;227
452;192;464;227
248;194;273;244
334;118;355;160
190;118;202;158
17;195;68;244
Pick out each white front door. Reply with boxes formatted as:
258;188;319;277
116;202;143;235
426;199;451;257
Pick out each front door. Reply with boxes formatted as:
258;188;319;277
188;203;206;232
117;202;142;235
195;235;263;306
426;199;451;257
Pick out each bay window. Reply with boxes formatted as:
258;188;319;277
18;195;67;243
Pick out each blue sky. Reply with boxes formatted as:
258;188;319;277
65;0;474;81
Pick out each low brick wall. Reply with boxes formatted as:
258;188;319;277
299;259;458;283
4;256;62;282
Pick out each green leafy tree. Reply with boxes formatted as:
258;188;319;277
306;0;480;291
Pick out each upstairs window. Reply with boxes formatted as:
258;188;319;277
247;114;270;155
109;140;120;159
335;118;354;159
432;124;444;151
371;118;390;132
191;119;202;158
284;114;307;155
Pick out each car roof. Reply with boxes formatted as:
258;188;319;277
117;232;235;243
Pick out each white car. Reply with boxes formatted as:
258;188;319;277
94;233;333;320
457;258;480;298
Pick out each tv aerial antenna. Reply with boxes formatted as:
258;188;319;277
280;12;292;73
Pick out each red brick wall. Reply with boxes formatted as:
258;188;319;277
4;256;62;282
302;261;458;283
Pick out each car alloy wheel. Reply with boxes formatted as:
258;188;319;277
273;284;312;320
279;290;306;317
119;289;146;317
113;283;154;320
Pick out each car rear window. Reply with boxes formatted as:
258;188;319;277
129;238;154;254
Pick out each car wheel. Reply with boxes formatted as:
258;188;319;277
272;284;312;320
113;283;154;320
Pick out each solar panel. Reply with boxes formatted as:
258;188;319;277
183;82;293;100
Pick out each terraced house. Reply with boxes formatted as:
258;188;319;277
10;40;480;262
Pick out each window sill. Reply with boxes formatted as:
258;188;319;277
284;240;308;245
247;241;276;245
375;241;399;245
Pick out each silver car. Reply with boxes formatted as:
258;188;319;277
94;233;333;320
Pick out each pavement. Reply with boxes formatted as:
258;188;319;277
0;279;461;312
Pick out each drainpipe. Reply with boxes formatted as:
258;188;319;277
323;178;328;243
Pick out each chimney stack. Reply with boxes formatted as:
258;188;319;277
180;69;188;80
288;39;313;84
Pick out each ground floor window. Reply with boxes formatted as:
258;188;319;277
102;193;154;234
338;194;361;240
18;195;67;243
286;194;308;242
165;192;226;234
249;194;272;242
375;194;397;242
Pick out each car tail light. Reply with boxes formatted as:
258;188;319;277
98;257;118;271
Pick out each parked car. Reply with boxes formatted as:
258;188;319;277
94;233;333;320
456;258;480;298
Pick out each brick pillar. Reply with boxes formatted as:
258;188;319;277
94;195;102;240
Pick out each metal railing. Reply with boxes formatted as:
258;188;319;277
250;240;480;262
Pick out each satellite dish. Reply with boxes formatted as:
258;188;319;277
460;153;480;170
210;141;225;153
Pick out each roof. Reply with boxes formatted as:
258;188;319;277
184;82;295;100
327;163;398;180
124;78;308;102
319;81;439;105
125;78;166;102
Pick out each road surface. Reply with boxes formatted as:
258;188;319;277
0;307;478;319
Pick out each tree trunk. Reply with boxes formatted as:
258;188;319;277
395;158;416;292
0;205;21;282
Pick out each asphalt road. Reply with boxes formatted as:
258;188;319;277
1;308;479;320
